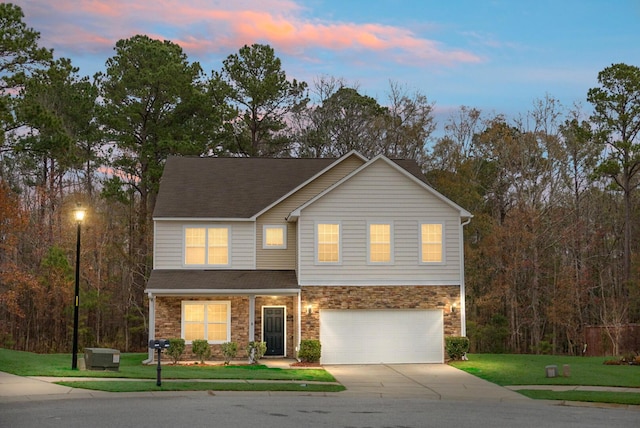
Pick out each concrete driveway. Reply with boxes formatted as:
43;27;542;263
324;363;531;402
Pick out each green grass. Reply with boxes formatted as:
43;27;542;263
449;354;640;387
55;380;345;393
0;348;335;382
518;389;640;406
450;354;640;406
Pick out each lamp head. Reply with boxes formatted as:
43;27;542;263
74;204;86;223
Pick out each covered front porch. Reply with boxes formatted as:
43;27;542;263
144;270;302;362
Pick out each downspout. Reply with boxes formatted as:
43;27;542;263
143;293;156;364
459;217;471;337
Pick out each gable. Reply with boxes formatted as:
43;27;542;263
290;156;472;220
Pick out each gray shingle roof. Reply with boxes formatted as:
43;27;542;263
153;155;429;219
153;157;337;218
145;269;299;293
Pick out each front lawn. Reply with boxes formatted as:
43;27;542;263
0;348;335;382
450;353;640;405
449;353;640;387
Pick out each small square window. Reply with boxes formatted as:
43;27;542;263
263;225;287;249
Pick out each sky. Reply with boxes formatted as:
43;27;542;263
13;0;640;125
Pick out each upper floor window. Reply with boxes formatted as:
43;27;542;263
184;226;230;266
420;223;443;263
182;301;230;343
317;223;340;263
368;223;392;263
263;225;287;249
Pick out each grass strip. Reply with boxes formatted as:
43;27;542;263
55;380;345;393
516;389;640;406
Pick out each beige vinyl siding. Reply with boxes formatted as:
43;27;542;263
154;221;255;269
256;154;364;270
298;159;462;285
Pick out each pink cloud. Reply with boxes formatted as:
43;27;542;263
17;0;482;69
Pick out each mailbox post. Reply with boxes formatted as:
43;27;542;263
149;339;170;386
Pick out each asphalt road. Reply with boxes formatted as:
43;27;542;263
1;393;638;428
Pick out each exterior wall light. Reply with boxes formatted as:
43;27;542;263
306;305;313;315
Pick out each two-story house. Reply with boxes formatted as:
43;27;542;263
144;151;472;364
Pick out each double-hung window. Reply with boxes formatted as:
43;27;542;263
182;301;230;343
368;223;393;263
420;223;444;263
316;223;340;263
184;226;230;266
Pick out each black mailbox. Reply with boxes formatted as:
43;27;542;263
149;339;170;349
149;339;170;386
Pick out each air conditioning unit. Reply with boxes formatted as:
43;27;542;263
84;348;120;371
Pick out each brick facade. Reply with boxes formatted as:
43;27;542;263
154;285;460;361
300;285;461;340
154;295;297;359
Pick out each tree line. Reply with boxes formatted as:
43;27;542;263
0;3;638;354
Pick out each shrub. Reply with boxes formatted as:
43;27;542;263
221;341;238;365
445;336;470;361
191;339;211;363
298;339;321;363
166;338;185;364
246;341;266;364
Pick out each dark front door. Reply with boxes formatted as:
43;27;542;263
264;307;285;356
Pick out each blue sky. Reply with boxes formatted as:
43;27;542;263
14;0;640;123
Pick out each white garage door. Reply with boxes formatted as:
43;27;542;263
319;309;443;364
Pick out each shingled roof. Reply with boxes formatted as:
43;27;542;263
154;157;337;218
153;155;431;219
145;269;299;294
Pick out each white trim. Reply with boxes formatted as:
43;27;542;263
315;221;342;265
262;305;287;357
181;300;231;344
419;222;446;265
460;217;471;336
297;280;462;286
366;221;394;265
145;288;300;296
262;224;287;249
146;293;156;363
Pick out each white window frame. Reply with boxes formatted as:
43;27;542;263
419;222;445;264
367;222;394;264
183;226;231;267
262;224;287;249
315;221;342;265
181;300;231;344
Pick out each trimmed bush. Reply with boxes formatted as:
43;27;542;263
298;339;321;363
246;341;266;364
191;339;211;363
221;341;238;365
445;336;470;361
166;338;185;364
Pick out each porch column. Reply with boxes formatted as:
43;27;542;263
146;293;156;363
297;291;302;353
249;295;256;342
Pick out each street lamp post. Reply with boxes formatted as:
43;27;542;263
72;204;85;370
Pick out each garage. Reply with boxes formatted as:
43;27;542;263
319;309;444;364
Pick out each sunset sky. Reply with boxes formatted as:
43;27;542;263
14;0;640;122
